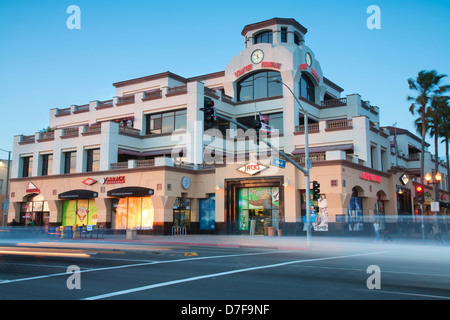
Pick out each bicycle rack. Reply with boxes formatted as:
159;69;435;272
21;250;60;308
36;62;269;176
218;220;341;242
171;226;187;236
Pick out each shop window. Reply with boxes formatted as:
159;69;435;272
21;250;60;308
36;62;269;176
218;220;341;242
173;197;191;229
348;188;363;231
299;73;315;103
146;109;186;134
21;199;50;226
253;30;273;44
237;71;282;102
237;187;280;235
86;148;100;172
62;199;98;227
112;197;154;230
199;194;215;230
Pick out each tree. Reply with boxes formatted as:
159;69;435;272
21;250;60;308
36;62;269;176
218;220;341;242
437;97;450;203
408;70;450;190
415;96;449;200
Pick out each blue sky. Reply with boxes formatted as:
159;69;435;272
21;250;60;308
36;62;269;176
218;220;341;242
0;0;449;159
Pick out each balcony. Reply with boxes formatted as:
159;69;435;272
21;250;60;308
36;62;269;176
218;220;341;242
325;119;353;131
81;124;101;136
166;85;187;97
116;95;135;106
61;127;79;139
142;89;162;101
320;97;347;108
294;123;320;134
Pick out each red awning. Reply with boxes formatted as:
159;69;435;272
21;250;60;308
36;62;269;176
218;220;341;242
291;143;354;155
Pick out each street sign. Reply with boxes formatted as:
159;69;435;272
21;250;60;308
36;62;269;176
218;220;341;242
2;199;9;211
271;157;286;168
430;202;440;212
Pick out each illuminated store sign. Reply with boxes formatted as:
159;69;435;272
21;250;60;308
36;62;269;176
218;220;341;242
101;176;125;184
360;171;382;183
237;162;267;175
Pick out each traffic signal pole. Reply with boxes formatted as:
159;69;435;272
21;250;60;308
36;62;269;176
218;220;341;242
201;101;313;246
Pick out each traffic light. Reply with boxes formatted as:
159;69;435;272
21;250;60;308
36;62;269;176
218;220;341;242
204;97;216;126
253;118;262;145
415;184;424;203
312;181;320;201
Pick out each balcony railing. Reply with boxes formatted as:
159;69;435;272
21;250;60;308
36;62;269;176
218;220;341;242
320;98;347;107
119;126;141;136
295;123;320;134
82;124;101;135
117;95;135;106
167;85;187;96
142;89;162;101
61;127;79;138
292;152;326;164
55;107;71;117
97;99;113;109
325;119;353;131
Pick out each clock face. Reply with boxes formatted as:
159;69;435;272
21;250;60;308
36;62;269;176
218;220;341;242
181;176;191;189
305;53;312;67
251;49;264;64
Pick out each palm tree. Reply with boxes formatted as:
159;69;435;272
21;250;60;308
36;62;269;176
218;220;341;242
415;96;449;200
437;98;450;203
408;70;450;190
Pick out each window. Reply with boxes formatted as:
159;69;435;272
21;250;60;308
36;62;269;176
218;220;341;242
280;27;287;42
41;154;53;176
86;149;100;172
294;33;300;45
199;194;215;230
64;151;76;174
237;71;282;102
0;180;3;194
146;109;186;134
22;156;33;178
253;30;273;44
299;73;315;103
237;112;283;135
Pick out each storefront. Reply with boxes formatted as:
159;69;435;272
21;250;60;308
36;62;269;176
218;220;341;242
58;190;98;227
225;176;284;235
108;187;155;230
20;194;50;226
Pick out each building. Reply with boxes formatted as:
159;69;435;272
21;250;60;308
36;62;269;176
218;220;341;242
0;158;11;226
9;18;449;235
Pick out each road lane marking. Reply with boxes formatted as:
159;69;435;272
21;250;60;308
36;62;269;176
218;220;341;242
83;251;391;300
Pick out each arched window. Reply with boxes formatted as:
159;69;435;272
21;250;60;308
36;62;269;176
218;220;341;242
253;31;273;44
299;73;315;103
237;71;282;102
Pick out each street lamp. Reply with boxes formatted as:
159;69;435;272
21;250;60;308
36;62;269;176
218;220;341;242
424;171;442;185
273;78;312;246
0;148;11;228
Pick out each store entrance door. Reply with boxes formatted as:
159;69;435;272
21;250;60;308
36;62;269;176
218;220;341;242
249;209;271;235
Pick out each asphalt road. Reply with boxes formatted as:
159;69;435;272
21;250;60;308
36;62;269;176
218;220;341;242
0;237;449;307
